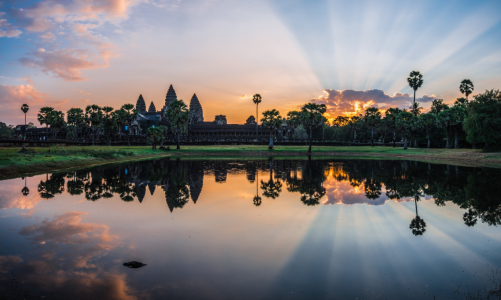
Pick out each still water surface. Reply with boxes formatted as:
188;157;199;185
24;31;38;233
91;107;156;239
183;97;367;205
1;158;501;299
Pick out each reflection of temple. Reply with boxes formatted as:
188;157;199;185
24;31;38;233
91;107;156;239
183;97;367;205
36;159;501;227
188;161;204;204
131;84;292;140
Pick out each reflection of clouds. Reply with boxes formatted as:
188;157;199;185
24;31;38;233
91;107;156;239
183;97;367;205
322;178;412;206
0;212;136;300
0;193;44;210
20;211;118;268
0;176;45;210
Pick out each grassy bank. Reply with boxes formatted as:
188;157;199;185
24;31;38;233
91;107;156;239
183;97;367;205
1;145;501;179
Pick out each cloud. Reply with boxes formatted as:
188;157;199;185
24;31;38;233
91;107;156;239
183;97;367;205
0;84;69;125
19;48;112;81
40;32;56;42
76;89;91;95
0;84;47;106
6;0;129;81
312;89;435;117
0;17;22;37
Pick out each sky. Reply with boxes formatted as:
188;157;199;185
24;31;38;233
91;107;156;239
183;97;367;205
1;0;501;126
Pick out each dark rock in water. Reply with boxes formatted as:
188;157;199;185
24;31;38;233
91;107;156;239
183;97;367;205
123;261;147;268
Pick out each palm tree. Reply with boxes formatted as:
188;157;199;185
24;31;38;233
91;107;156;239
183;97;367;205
459;79;474;100
407;71;424;116
252;94;262;140
261;109;282;150
363;107;381;147
21;104;29;140
165;99;190;150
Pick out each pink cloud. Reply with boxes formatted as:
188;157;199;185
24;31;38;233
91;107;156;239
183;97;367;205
312;89;435;117
0;84;69;125
19;48;112;81
0;17;22;37
40;31;56;42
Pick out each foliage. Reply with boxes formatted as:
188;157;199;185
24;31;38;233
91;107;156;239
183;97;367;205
37;107;54;128
286;110;302;129
261;109;282;133
165;99;190;135
252;94;262;105
430;99;449;114
67;107;86;138
261;109;282;149
102;106;118;145
396;111;414;148
463;89;501;151
85;105;103;145
147;126;164;150
363;107;381;146
459;79;474;99
300;103;327;152
407;70;424;115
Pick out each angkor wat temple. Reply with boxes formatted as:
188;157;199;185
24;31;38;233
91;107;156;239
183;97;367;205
132;84;292;141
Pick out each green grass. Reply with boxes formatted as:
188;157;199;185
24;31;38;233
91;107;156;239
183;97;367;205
1;145;500;180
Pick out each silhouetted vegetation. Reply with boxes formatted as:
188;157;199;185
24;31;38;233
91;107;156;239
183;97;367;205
32;158;501;229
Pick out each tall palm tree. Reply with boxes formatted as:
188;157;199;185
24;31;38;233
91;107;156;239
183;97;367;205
21;104;29;140
459;79;474;100
407;71;424;116
252;94;262;140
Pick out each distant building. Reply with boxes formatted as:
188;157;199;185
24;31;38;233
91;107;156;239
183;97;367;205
131;84;283;140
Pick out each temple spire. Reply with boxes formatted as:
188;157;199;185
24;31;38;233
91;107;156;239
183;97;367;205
136;94;146;114
148;101;156;113
165;84;177;107
189;93;204;124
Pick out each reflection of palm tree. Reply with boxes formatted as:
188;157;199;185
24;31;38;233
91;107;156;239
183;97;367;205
299;158;326;206
260;158;282;199
67;171;84;195
253;171;262;206
410;195;427;236
38;173;65;199
463;209;478;227
165;159;190;212
364;178;382;200
21;177;29;196
261;180;282;199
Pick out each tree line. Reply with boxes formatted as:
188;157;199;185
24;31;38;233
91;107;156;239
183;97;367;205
12;72;501;152
325;75;501;152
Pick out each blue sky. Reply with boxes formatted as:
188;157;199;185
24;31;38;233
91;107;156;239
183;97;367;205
1;0;500;125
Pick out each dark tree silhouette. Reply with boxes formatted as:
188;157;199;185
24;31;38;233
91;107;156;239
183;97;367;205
21;177;29;196
409;194;427;236
407;70;424;116
252;94;262;140
459;79;474;100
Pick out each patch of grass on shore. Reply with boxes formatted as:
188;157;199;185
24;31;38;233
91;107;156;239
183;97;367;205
1;145;501;180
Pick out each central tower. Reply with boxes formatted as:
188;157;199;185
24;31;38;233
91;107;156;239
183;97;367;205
161;84;177;117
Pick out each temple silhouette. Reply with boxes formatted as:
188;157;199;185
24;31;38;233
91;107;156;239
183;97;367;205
130;84;292;140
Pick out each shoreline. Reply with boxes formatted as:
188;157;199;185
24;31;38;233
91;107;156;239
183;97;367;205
1;145;501;180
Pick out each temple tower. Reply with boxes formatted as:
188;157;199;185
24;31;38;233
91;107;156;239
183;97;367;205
136;94;146;114
189;93;204;124
148;101;156;113
161;84;177;116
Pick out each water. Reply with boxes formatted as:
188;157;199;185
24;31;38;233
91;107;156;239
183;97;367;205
1;158;500;300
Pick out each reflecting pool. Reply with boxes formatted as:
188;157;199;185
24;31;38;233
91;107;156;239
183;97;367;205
1;158;501;299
